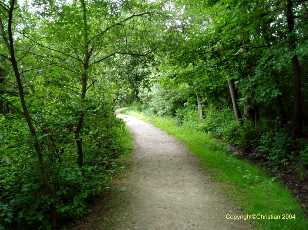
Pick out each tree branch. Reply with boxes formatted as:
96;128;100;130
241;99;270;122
86;79;97;92
17;49;79;73
16;45;34;62
21;32;82;62
90;52;117;65
0;2;9;12
22;62;79;74
91;49;152;65
90;12;153;44
117;49;153;57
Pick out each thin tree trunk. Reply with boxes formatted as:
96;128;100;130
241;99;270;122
196;92;204;121
74;62;88;168
75;0;90;168
228;79;241;122
7;0;49;188
286;0;304;138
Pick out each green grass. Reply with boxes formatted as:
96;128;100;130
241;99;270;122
126;111;308;230
115;118;134;170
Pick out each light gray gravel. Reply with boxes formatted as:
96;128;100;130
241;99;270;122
73;115;252;230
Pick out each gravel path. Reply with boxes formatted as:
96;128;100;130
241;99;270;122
73;115;252;230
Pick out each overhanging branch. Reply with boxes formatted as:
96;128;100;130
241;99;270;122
21;32;82;62
90;12;153;44
90;52;116;65
90;49;152;65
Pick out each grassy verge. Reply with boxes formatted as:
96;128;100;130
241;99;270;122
115;118;134;172
126;111;308;230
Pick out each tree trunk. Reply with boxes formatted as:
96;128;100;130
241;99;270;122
196;92;204;121
74;0;90;168
228;79;241;122
74;63;88;168
6;0;50;188
286;0;304;138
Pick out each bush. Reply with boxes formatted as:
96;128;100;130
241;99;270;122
257;129;293;164
139;83;191;116
202;106;258;149
175;106;199;128
201;106;295;165
202;106;236;138
0;107;131;229
234;121;259;150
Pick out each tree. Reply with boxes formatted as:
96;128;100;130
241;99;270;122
0;0;51;191
285;0;304;138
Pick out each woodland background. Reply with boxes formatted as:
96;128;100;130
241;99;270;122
0;0;307;229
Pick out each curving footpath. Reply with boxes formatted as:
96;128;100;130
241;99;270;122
73;115;252;230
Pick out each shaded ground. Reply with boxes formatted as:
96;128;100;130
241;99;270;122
72;115;251;230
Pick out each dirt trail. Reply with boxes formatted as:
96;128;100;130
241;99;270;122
73;115;252;230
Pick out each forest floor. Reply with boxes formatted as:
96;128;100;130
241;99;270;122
71;115;251;230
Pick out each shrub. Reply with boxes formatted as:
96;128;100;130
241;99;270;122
257;129;293;164
234;121;259;150
139;84;191;117
202;106;236;138
0;109;131;229
201;106;258;149
175;106;199;128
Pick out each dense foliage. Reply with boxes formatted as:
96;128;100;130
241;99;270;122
0;0;307;228
0;0;160;228
129;0;308;169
